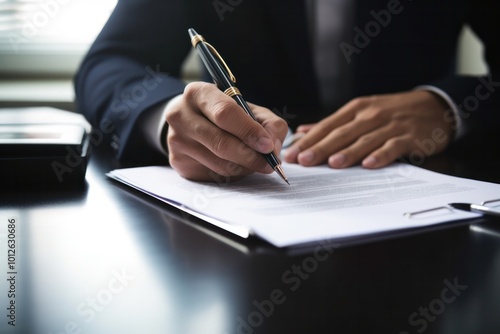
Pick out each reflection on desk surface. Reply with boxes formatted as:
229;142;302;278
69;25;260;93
0;149;499;334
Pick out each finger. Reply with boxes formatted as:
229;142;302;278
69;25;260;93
184;83;275;154
326;123;404;168
291;97;371;151
170;111;273;174
296;123;317;133
169;150;253;182
295;112;385;166
361;135;414;169
168;126;260;180
291;112;354;153
251;103;289;151
284;99;370;163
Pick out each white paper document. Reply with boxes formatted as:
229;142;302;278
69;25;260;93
107;163;500;247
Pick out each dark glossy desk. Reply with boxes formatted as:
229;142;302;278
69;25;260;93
1;146;500;334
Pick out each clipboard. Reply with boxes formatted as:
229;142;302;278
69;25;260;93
107;163;500;248
405;199;500;219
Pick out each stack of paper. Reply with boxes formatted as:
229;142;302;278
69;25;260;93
107;163;500;247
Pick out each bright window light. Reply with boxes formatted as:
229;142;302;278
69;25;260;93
0;0;118;76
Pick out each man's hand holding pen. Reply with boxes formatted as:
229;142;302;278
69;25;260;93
165;82;288;182
165;86;454;181
163;29;455;183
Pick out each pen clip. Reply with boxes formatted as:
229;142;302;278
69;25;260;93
404;206;453;219
191;34;237;83
481;198;500;207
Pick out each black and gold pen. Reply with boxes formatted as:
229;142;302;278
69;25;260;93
188;28;289;185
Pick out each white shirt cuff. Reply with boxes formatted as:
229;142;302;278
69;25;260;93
414;85;464;140
142;94;183;156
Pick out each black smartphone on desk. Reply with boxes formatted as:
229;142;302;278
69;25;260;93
0;107;91;187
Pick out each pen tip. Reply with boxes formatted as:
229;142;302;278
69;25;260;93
449;203;471;211
274;165;290;185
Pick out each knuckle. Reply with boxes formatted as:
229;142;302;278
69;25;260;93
348;97;364;108
370;106;385;119
356;106;385;123
212;132;232;156
165;107;182;125
183;82;204;101
166;132;183;152
333;126;349;139
240;125;261;144
211;100;234;124
349;96;371;109
167;152;181;167
270;117;289;135
190;119;205;136
357;133;375;144
387;136;411;153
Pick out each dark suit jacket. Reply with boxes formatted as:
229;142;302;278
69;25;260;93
74;0;499;164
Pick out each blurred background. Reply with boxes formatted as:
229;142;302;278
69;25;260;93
0;0;488;113
0;0;117;111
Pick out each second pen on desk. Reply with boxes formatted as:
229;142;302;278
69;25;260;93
188;28;289;185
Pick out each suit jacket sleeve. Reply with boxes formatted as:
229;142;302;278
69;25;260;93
75;0;500;164
427;0;500;140
74;0;200;164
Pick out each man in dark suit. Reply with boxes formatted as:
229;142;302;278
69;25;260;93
75;0;499;181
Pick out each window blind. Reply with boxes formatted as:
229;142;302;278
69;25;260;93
0;0;117;75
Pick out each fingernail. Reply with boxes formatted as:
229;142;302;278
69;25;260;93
284;147;300;161
362;156;377;168
298;151;315;165
329;154;346;167
257;136;273;153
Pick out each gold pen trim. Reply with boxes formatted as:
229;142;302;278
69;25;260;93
190;34;237;83
190;29;289;186
223;87;241;98
190;34;205;47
